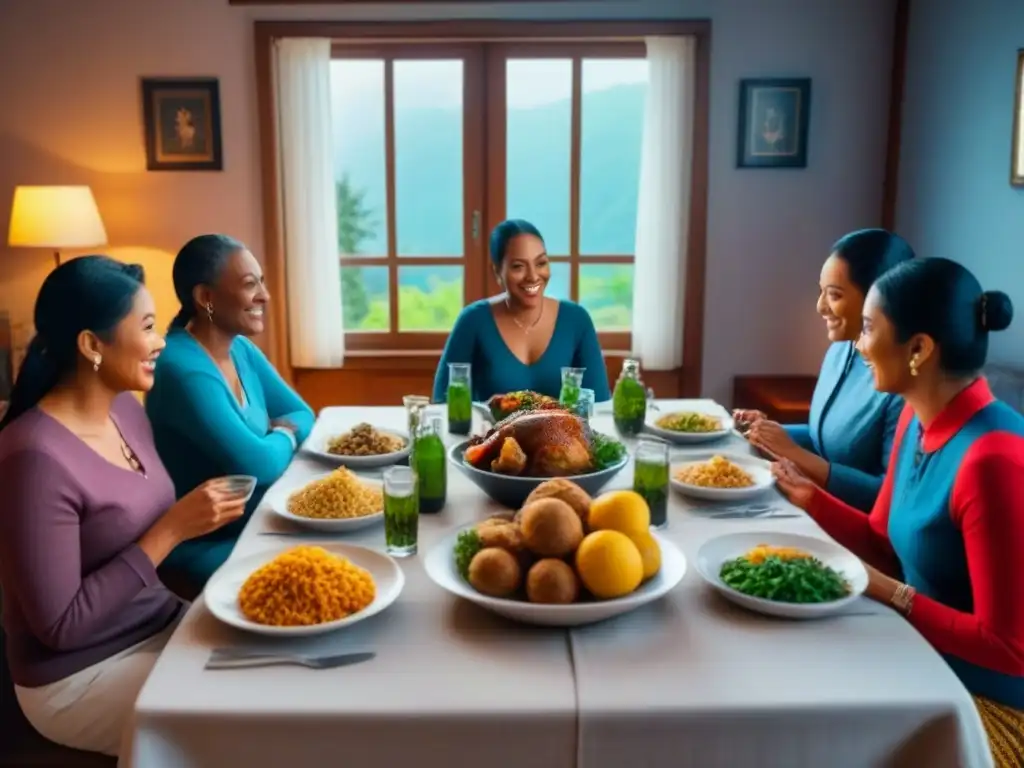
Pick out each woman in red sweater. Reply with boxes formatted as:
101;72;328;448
773;257;1024;766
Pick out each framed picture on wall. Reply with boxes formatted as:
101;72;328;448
736;78;811;169
1012;49;1024;188
141;78;223;171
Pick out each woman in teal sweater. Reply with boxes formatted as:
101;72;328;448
433;219;611;403
146;234;314;594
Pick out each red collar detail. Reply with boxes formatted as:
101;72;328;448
921;377;995;453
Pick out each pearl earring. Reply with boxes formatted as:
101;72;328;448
205;303;214;321
909;355;919;377
93;355;101;372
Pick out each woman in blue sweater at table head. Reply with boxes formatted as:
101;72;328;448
146;234;314;595
735;229;914;512
432;219;611;403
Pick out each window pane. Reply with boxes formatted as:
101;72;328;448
545;262;570;302
394;60;464;256
398;266;463;331
579;59;648;256
506;59;571;255
341;265;389;331
330;60;388;257
579;264;633;331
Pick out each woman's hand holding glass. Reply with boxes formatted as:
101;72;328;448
139;479;248;565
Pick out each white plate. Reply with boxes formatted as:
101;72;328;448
303;428;411;469
670;451;775;501
205;540;405;636
695;531;868;619
645;410;735;444
264;474;385;533
424;525;687;627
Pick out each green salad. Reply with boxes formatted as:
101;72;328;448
719;546;851;604
590;432;627;470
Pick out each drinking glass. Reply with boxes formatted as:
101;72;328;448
402;395;431;440
447;363;472;435
633;438;670;529
383;466;419;557
574;387;596;421
560;367;585;407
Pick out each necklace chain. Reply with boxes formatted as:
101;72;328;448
507;298;544;334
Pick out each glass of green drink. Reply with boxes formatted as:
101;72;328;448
413;411;447;515
383;466;419;557
560;367;585;407
633;438;670;529
447;363;472;435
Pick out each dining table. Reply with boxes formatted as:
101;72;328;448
129;399;993;768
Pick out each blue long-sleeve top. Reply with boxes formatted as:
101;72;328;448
145;328;314;587
432;299;612;403
784;341;902;512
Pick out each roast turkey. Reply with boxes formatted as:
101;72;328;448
464;409;594;476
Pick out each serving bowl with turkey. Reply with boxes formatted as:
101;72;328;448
450;407;628;508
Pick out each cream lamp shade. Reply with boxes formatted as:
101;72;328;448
8;185;108;267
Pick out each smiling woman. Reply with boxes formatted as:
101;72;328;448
432;218;611;403
145;235;315;596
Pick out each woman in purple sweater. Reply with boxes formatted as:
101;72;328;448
0;256;248;758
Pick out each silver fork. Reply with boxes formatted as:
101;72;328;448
205;649;375;670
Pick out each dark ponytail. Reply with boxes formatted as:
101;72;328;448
0;256;145;432
170;234;245;330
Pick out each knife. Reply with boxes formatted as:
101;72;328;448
205;649;376;670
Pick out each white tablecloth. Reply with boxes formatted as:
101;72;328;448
131;401;993;768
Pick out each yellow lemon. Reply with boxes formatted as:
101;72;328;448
629;529;661;580
575;530;643;599
588;490;650;537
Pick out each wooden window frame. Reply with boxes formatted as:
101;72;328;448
484;41;645;355
254;20;710;397
330;43;486;353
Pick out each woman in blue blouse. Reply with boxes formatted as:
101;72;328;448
735;229;914;511
432;219;611;403
146;234;314;594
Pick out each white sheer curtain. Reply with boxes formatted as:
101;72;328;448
631;36;696;370
275;38;345;368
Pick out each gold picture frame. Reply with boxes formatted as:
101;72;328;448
1012;49;1024;187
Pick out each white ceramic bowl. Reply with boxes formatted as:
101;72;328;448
264;474;385;533
204;541;405;637
304;428;411;469
645;410;735;444
695;531;868;619
670;452;776;501
424;525;687;627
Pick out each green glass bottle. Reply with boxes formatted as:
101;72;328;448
413;411;447;515
612;358;648;436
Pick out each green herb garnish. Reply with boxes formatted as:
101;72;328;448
719;554;850;604
453;529;482;580
590;432;627;470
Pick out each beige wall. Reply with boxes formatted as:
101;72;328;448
0;0;895;403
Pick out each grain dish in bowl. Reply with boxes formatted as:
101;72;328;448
305;423;411;469
265;467;385;532
645;409;734;444
670;453;775;502
205;541;405;637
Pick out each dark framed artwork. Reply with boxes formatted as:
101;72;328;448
1012;49;1023;187
736;78;811;169
141;78;223;171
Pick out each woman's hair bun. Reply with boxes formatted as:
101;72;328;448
980;290;1013;333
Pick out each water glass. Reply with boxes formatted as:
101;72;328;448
560;367;585;407
633;438;670;529
402;394;430;439
383;466;419;557
447;363;473;435
573;387;596;421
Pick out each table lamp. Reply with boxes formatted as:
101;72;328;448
7;185;108;269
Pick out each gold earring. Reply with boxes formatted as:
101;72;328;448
909;355;919;377
93;355;101;372
205;303;214;321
